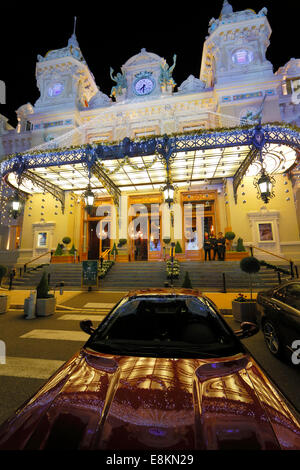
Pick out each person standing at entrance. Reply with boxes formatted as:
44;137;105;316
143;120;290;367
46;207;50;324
204;232;211;261
217;232;226;261
210;233;218;260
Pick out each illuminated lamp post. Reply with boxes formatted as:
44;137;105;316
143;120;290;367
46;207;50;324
254;168;275;204
83;184;95;214
163;179;175;208
11;190;22;219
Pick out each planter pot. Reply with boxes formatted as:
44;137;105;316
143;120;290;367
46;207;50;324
174;254;185;261
36;297;56;317
0;295;8;314
232;300;257;323
51;256;77;264
226;251;249;261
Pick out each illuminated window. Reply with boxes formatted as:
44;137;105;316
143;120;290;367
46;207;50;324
232;49;253;66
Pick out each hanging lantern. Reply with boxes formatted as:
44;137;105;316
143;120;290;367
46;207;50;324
254;169;275;204
163;181;175;208
11;191;22;219
83;184;95;212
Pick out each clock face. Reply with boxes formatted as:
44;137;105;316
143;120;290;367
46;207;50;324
134;77;155;96
232;49;253;66
48;83;64;97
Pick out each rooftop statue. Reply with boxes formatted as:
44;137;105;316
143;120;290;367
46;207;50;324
159;54;177;88
109;68;127;98
220;0;233;17
208;3;268;34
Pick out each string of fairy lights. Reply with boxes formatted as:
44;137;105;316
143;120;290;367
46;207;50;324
0;180;18;225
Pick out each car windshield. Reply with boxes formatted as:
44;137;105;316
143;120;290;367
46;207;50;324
85;295;243;358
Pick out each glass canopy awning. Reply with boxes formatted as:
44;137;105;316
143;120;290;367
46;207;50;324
5;143;297;195
1;125;299;207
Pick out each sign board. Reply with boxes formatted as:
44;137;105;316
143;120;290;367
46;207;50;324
82;260;98;287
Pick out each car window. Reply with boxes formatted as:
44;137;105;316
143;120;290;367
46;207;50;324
85;295;243;358
285;284;300;310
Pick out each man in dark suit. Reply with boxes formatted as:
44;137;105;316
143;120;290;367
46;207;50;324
210;233;218;260
203;232;211;261
217;232;226;261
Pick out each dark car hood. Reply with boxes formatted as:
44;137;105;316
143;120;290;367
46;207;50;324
1;350;300;450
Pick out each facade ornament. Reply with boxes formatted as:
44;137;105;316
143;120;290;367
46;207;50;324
178;75;206;94
88;88;111;108
159;55;177;90
37;18;85;64
258;7;268;17
109;68;127;99
208;3;264;34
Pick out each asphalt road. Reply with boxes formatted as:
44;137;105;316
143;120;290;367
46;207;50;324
0;309;299;428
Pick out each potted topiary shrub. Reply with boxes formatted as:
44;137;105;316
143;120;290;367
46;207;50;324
175;241;182;254
54;243;63;256
182;271;192;289
62;237;71;254
111;242;118;261
236;237;246;252
225;231;236;251
232;256;260;323
69;243;78;262
0;265;8;314
35;271;56;317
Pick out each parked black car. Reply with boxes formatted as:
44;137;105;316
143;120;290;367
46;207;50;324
256;280;300;364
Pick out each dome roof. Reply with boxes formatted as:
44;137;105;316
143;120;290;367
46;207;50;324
122;48;163;70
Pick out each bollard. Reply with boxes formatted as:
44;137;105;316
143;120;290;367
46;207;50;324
59;281;64;296
24;291;37;320
0;340;5;364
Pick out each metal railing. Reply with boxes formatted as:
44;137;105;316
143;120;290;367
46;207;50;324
23;251;52;274
249;245;298;280
99;248;112;268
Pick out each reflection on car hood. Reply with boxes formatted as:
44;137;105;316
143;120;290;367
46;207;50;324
1;350;300;450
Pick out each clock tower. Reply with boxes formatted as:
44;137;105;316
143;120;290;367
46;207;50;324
34;26;98;112
201;2;274;87
200;2;281;125
110;48;177;102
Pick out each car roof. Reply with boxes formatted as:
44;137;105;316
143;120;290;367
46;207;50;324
273;280;300;290
126;287;203;298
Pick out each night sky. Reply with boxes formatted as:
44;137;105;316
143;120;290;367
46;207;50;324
0;0;298;128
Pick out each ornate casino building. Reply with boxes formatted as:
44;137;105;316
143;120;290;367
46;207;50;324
0;2;300;269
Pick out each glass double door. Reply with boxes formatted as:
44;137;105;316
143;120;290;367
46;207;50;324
88;219;111;260
129;203;161;261
183;198;216;252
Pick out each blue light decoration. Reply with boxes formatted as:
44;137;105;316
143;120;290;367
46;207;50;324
1;124;300;205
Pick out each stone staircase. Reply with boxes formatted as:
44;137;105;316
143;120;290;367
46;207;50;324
9;260;294;292
100;262;167;290
177;261;292;291
11;263;82;290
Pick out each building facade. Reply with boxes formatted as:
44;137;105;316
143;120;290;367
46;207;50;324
0;2;300;268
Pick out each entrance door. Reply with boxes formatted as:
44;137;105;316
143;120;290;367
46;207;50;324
134;222;148;261
88;221;99;260
100;220;110;255
128;197;162;261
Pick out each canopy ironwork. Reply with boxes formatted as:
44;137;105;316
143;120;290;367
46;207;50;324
1;124;299;212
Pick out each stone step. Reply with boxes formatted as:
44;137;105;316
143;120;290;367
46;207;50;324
10;260;294;291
